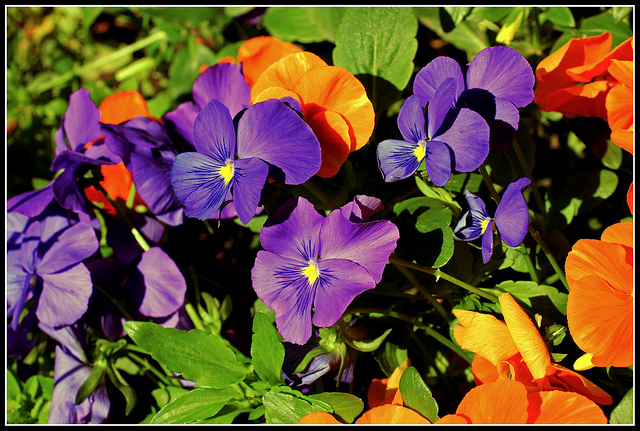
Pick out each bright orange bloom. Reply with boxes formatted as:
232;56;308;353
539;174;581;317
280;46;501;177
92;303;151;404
534;32;633;120
435;380;607;424
565;221;633;368
252;51;375;178
366;358;410;408
298;404;430;425
605;46;634;154
627;183;633;215
83;91;151;215
453;293;612;405
237;36;303;88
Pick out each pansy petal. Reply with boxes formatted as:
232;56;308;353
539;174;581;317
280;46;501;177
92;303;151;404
413;56;465;106
481;220;495;263
494;177;531;247
306;110;351;178
312;258;376;328
319;209;399;283
600;221;633;248
236;99;321;184
356;404;430;424
63;88;102;151
564;238;632;292
252;87;302;107
547;363;613;405
340;195;384;223
38;222;99;275
238;36;305;88
452;309;519;365
466;46;535;108
7;183;55;217
192;62;250;117
528;391;607;424
193;99;237;160
376;139;424;182
455;379;529;424
397;95;426;144
231;157;270;225
162;101;200;148
99;90;151;125
427;77;458;138
298;411;342;424
423;140;452;187
435;107;490;172
38;264;93;327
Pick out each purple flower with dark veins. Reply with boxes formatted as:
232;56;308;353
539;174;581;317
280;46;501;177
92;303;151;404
251;196;399;345
453;177;531;263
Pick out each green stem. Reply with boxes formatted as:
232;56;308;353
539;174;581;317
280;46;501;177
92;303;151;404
518;243;540;284
93;283;134;321
511;138;548;218
479;164;501;204
389;254;498;303
302;181;339;210
126;351;181;387
528;225;570;291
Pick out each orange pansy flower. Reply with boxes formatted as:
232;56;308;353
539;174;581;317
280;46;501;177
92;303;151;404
534;32;633;120
298;404;430;425
83;91;151;215
605;45;634;154
366;358;410;408
435;380;607;424
252;51;375;178
565;222;633;368
453;292;612;405
237;36;303;88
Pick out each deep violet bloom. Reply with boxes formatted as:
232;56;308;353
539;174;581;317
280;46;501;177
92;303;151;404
377;78;490;186
171;98;322;225
163;62;250;149
282;342;354;387
453;177;531;263
413;46;535;153
251;196;399;345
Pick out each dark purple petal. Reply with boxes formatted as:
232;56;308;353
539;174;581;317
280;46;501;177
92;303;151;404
37;264;93;327
435;107;489;172
170;152;232;220
377;139;424;182
397;95;426;144
193;62;250;117
339;195;384;223
193;99;236;160
54;120;68;156
413;56;465;107
6;250;30;323
495;177;531;247
38;222;99;275
427;77;458;138
424;140;453;187
38;322;88;362
107;215;164;267
251;251;315;345
230;157;270;225
162;101;200;148
132;247;187;318
50;147;114;172
8;182;55;217
312;258;376;327
481;221;495;264
464;189;489;215
452;216;483;241
466;46;535;108
236;99;321;185
260;196;324;263
62;88;102;152
318;210;399;283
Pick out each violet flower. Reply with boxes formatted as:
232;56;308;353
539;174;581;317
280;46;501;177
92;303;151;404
377;77;490;186
413;46;535;153
170;98;321;225
282;342;354;387
251;196;399;345
453;177;531;263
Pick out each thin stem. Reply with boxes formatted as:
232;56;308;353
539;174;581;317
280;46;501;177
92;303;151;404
126;351;181;387
302;181;340;211
389;254;499;303
511;138;548;218
518;243;540;284
479;164;501;204
528;225;570;291
92;283;134;321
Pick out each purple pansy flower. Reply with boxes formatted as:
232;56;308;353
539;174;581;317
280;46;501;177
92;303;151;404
453;177;531;263
170;98;322;225
251;196;399;345
413;46;535;153
282;342;354;387
377;77;490;186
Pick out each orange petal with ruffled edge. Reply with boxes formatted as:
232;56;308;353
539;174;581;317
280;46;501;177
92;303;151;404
298;411;343;424
527;391;608;424
434;414;471;424
355;404;430;424
292;66;374;152
606;81;632;129
250;51;327;100
538;81;610;119
366;358;410;408
546;362;613;405
455;380;529;424
565;36;633;82
237;36;303;88
610;127;634;155
499;293;551;380
99;90;151;125
626;183;633;214
253;87;302;107
565;238;632;290
601;221;633;248
452;309;519;365
306;111;351;178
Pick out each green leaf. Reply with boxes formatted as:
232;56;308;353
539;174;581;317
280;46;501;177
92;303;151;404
75;357;108;405
345;327;393;353
150;387;240;424
609;388;633;424
307;392;364;424
398;366;439;423
263;7;345;43
124;321;247;389
168;38;217;99
333;7;418;112
545;7;575;28
251;312;285;387
488;280;568;317
263;390;327;424
599;139;623;170
465;6;512;23
551;9;633;54
375;341;408;377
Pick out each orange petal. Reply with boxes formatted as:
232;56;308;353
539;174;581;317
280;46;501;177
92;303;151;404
499;293;551;380
387;358;411;390
292;66;374;152
455;380;529;424
626;183;633;214
252;87;302;106
471;354;500;385
306;111;351;178
536;81;610;119
237;36;303;88
565;238;633;292
600;221;633;248
366;378;389;408
546;363;613;405
99;90;151;125
246;44;318;95
434;414;470;424
608;58;633;87
452;309;519;366
298;411;343;424
566;274;633;368
606;81;633;131
527;391;608;424
565;36;633;82
355;404;430;424
610;127;634;155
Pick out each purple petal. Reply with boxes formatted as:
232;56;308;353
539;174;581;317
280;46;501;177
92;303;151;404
464;189;489;215
413;56;465;106
397;95;426;144
236;99;321;185
260;196;324;263
377;139;424;182
481;221;495;264
8;182;55;217
62;88;102;151
424;140;453;187
312;258;376;327
230;157;270;225
452;213;484;241
318;210;399;283
132;247;187;318
37;264;93;327
170;152;231;220
162;101;200;148
251;251;315;345
38;222;99;275
339;195;384;223
466;46;535;108
427;77;457;138
495;177;531;247
193;62;250;117
193;99;236;161
435;107;489;172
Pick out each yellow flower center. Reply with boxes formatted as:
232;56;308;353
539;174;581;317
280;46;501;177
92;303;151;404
413;142;426;161
303;262;320;285
480;218;491;234
219;161;235;184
